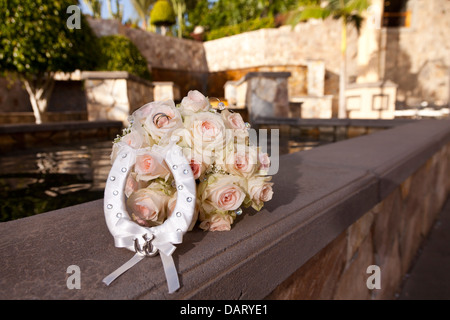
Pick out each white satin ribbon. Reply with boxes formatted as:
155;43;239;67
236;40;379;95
102;217;183;293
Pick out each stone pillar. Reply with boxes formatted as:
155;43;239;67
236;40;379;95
244;72;291;123
153;82;181;102
82;71;153;125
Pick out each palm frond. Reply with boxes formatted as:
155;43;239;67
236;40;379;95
288;5;331;27
347;0;371;12
130;0;155;20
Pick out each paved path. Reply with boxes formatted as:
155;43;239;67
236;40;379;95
399;197;450;300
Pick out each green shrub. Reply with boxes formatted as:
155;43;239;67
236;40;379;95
206;16;275;41
96;35;151;81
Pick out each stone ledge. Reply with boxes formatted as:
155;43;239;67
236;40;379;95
0;119;449;299
81;71;153;87
253;117;416;128
0;120;123;134
244;72;292;80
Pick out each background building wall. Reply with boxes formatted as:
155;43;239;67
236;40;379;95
380;0;450;108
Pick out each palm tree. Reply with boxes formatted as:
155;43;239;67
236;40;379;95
290;0;371;118
171;0;186;38
107;0;124;21
130;0;156;30
82;0;103;18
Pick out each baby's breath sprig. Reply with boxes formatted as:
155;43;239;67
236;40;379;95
113;126;132;144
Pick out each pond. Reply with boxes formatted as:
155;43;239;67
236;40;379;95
0;131;332;222
0;140;113;222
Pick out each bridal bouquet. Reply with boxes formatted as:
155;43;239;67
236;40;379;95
111;90;274;232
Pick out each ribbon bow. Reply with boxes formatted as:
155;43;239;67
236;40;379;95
102;217;183;294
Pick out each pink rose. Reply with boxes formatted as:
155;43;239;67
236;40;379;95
182;149;207;180
213;185;244;211
248;176;274;211
221;109;246;130
125;174;139;197
135;151;169;181
199;213;233;231
200;174;246;213
180;90;210;115
127;188;169;226
258;152;271;173
189;158;204;180
225;147;258;178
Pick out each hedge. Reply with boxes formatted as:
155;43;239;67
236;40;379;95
96;35;151;81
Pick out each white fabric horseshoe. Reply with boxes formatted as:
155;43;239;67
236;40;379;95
102;139;196;294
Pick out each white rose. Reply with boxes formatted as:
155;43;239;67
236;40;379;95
139;100;183;142
111;129;145;163
187;112;231;159
179;90;210;115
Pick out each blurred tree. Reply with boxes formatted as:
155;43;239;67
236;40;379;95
0;0;99;124
96;35;151;80
150;0;176;35
289;0;370;118
130;0;155;30
184;0;209;34
184;0;300;36
82;0;103;18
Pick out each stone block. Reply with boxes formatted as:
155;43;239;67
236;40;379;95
245;72;291;122
153;82;180;102
399;197;425;275
372;188;403;266
347;211;374;263
82;72;153;125
400;176;412;200
290;96;333;119
333;232;374;300
267;232;347;300
372;235;402;300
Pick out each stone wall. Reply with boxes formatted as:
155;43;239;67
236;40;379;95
208;65;308;100
380;0;450;107
87;18;358;104
88;18;209;98
203;21;358;110
267;141;450;299
203;22;358;76
0;78;87;114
